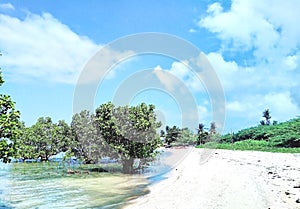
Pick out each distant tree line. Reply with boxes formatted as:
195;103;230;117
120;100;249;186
159;121;219;146
11;103;161;174
0;68;162;173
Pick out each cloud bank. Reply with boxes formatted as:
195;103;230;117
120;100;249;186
198;0;300;129
0;12;100;84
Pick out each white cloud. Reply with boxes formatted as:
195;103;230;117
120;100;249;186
153;65;177;92
198;1;300;131
227;92;299;123
198;105;210;123
208;51;300;93
284;55;298;71
208;50;300;128
171;61;204;92
206;52;240;91
0;12;101;84
264;92;299;121
169;61;190;79
199;0;300;63
153;60;206;93
199;0;300;92
104;56;138;80
226;101;244;112
0;3;14;11
207;2;223;15
188;28;196;33
77;46;135;84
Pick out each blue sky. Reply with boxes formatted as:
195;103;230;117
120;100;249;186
0;0;300;133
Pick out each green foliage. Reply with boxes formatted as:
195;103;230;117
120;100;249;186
56;120;74;152
71;110;106;164
0;69;21;162
161;126;197;146
221;117;300;148
0;92;21;140
262;109;272;125
32;117;57;161
197;140;300;153
230;139;271;150
165;125;181;145
95;102;161;174
196;123;209;145
17;117;74;161
17;124;38;160
171;127;197;146
160;129;165;137
209;122;216;134
0;139;11;163
220;133;233;143
0;70;4;85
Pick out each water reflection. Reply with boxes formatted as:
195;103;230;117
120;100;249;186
0;162;148;209
0;147;190;208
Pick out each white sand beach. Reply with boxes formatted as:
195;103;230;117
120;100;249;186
124;148;300;209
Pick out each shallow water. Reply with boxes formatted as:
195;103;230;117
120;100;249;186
0;163;148;209
0;148;183;208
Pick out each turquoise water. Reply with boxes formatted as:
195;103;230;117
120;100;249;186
144;151;172;184
0;163;148;209
0;149;175;208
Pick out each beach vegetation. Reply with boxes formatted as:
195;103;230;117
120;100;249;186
0;68;21;162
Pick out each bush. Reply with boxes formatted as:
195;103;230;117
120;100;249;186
171;128;197;146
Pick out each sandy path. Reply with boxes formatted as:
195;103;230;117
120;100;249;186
124;148;300;209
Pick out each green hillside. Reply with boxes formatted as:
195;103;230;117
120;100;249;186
221;117;300;148
198;117;300;153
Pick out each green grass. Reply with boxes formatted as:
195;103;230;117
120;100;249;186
196;140;300;153
221;117;300;147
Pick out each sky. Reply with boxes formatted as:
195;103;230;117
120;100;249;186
0;0;300;133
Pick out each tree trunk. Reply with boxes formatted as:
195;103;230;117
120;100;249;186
122;158;134;174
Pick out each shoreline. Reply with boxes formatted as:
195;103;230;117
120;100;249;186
142;146;193;186
123;148;300;209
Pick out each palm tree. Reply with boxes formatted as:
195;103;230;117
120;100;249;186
209;122;216;134
197;123;206;145
262;109;271;125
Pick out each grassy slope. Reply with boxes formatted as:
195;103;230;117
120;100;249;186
197;140;300;153
197;117;300;153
